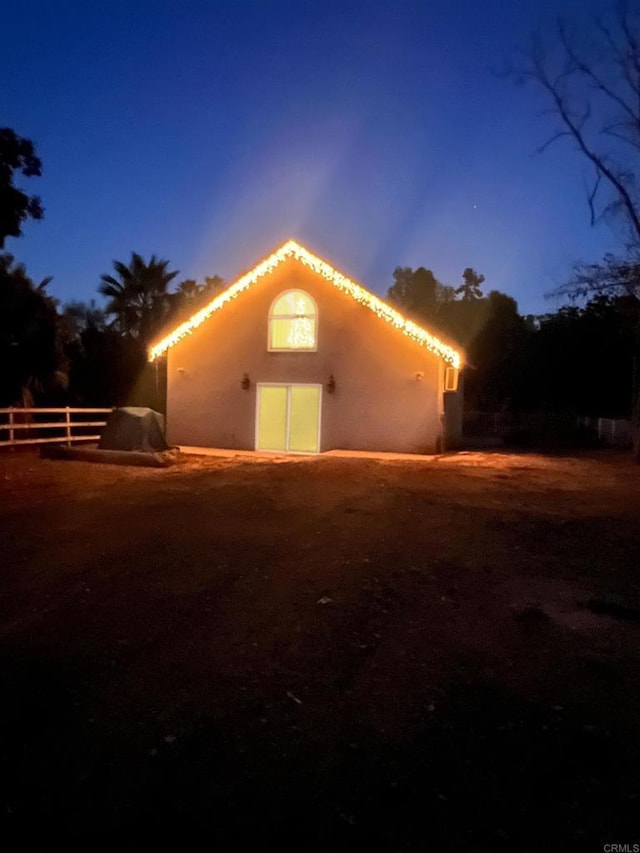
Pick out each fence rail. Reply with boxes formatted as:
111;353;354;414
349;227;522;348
0;407;112;448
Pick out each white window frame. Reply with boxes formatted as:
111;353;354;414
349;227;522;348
255;383;323;454
268;289;318;352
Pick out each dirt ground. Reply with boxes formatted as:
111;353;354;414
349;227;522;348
1;448;639;851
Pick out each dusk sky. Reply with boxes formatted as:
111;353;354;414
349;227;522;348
4;0;622;317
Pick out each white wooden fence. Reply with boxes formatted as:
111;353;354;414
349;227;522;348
0;407;112;448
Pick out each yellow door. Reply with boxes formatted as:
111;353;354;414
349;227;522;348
256;385;321;453
256;386;288;451
289;386;320;453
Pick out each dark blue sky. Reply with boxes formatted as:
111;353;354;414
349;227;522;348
4;0;620;316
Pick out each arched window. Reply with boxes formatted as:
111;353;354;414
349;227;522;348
269;290;317;351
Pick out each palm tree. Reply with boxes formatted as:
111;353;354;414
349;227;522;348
99;252;179;341
174;278;201;303
173;274;226;307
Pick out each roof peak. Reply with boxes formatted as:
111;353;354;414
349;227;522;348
149;240;462;368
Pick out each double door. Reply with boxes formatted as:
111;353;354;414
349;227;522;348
256;384;322;453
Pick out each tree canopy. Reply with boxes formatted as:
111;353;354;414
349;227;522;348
0;253;65;405
0;128;43;248
456;268;485;301
99;252;179;342
387;266;441;321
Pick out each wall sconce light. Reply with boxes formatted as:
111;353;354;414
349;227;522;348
327;374;336;394
241;372;251;391
415;371;424;381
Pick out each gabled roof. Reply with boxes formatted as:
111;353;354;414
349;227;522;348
148;240;462;368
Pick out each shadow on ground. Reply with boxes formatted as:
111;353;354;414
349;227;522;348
0;642;637;852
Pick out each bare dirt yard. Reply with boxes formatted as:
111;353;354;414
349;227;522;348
1;448;639;851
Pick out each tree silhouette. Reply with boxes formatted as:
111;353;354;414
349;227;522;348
174;278;201;304
0;128;44;247
0;253;65;404
456;268;485;301
99;253;179;342
173;274;225;307
387;266;441;321
515;7;640;456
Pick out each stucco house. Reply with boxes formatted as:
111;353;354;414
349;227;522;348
149;240;463;454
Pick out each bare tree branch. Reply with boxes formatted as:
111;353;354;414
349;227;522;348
535;129;573;154
517;8;640;250
601;121;640;152
549;254;640;302
586;171;602;225
559;20;638;125
531;38;640;243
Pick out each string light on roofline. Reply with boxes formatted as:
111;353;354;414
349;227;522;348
148;240;462;369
